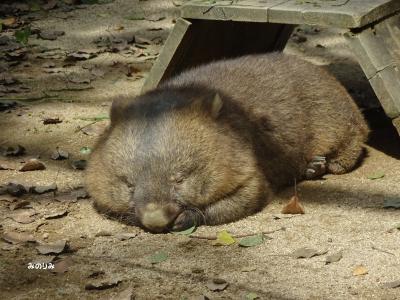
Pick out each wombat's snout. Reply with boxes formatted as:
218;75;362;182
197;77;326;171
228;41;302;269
138;202;182;233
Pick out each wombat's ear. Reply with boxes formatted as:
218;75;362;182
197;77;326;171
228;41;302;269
110;98;129;124
210;93;223;118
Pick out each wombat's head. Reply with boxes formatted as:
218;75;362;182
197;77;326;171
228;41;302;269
86;88;258;232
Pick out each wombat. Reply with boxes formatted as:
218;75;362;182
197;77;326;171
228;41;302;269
86;53;369;233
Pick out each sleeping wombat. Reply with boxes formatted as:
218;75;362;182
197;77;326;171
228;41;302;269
86;53;369;232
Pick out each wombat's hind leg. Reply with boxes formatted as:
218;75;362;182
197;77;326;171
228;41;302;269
305;156;327;179
327;138;365;175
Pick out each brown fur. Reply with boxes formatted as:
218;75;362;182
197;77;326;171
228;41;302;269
85;53;369;232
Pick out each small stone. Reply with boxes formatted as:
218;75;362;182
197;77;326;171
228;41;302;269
71;160;87;170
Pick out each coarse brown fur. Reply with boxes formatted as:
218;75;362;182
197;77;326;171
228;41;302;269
86;53;369;232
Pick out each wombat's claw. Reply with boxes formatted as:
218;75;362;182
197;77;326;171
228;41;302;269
305;156;327;179
171;210;202;232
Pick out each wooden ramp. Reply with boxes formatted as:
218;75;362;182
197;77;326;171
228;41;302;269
143;0;400;135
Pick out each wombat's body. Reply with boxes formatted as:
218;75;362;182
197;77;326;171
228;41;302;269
86;53;369;232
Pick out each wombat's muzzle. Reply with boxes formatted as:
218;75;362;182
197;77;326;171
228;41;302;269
137;202;182;233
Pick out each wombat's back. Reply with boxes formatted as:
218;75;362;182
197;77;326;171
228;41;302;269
164;53;369;186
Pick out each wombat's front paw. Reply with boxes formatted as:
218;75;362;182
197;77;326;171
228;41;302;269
305;155;327;179
172;209;204;232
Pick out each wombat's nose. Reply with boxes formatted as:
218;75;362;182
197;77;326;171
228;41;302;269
140;202;181;233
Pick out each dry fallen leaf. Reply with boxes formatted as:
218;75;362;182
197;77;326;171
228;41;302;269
9;209;37;224
0;160;15;170
291;247;327;259
115;232;137;241
3;145;25;156
206;278;229;292
382;280;400;289
36;240;67;255
282;195;305;214
353;265;368;276
1;17;17;27
32;183;57;194
19;159;46;172
52;257;73;274
2;231;36;244
9;199;31;210
85;278;122;290
44;209;68;219
43;117;62;125
326;251;343;264
6;182;28;197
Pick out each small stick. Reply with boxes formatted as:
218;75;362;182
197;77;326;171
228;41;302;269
371;245;395;256
189;227;285;240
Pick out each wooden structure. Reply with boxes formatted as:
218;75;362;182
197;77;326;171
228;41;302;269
142;0;400;135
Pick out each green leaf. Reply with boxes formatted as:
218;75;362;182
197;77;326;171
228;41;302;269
367;172;385;180
15;27;31;45
77;114;109;122
149;251;168;264
80;146;92;155
239;234;264;247
246;292;259;300
213;230;235;246
0;23;3;32
173;225;196;235
383;197;400;209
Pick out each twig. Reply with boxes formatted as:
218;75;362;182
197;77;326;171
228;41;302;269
189;226;285;240
371;245;395;256
74;119;105;133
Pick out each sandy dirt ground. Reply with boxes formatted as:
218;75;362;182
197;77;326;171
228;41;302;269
0;1;400;299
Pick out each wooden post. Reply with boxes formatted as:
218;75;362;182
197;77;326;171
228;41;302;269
345;13;400;130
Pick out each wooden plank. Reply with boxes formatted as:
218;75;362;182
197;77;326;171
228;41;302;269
143;19;294;91
181;0;283;23
345;13;400;119
182;0;400;28
269;0;400;28
141;18;192;93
